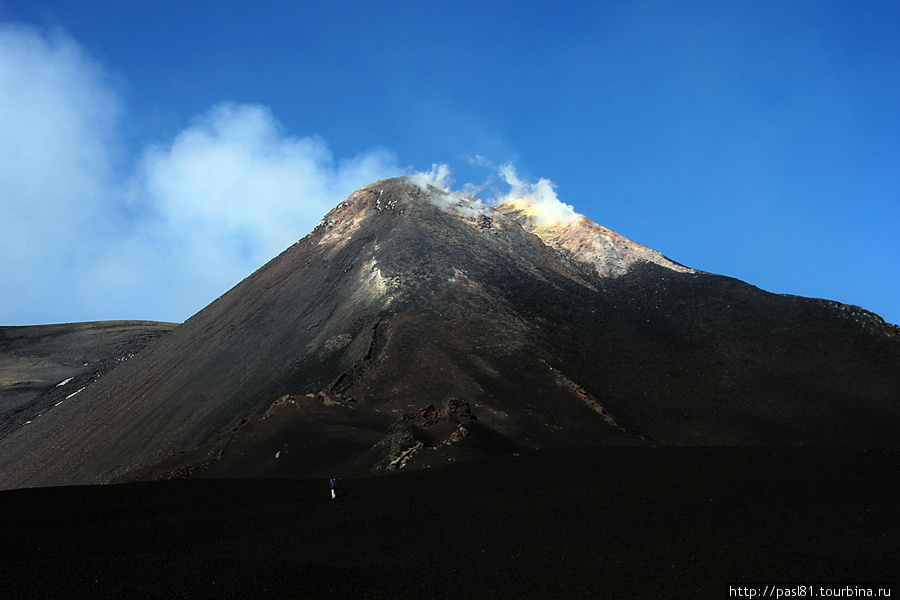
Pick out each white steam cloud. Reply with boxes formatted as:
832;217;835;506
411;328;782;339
0;25;400;324
408;163;493;218
408;163;453;191
497;163;580;227
0;25;122;322
407;163;582;228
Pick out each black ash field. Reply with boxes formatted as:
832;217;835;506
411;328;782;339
2;447;897;599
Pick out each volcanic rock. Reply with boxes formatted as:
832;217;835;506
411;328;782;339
374;400;477;471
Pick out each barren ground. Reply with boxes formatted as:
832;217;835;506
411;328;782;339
2;446;896;599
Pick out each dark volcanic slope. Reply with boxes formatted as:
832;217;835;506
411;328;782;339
2;447;897;599
1;178;898;489
0;321;176;438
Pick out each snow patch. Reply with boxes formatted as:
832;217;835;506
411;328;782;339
55;377;73;388
65;386;86;400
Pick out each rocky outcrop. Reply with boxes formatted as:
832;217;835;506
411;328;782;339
376;400;477;471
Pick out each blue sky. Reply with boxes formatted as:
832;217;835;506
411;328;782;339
1;0;898;325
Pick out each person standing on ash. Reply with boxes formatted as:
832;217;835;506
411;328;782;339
330;477;337;499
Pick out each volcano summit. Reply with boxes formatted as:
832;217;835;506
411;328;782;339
1;176;899;489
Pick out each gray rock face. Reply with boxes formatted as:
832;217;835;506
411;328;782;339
2;177;899;488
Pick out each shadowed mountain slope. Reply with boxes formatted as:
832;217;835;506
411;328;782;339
1;177;898;488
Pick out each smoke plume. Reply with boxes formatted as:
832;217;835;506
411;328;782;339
497;164;580;227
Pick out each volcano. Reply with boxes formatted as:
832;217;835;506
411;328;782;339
2;176;899;489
